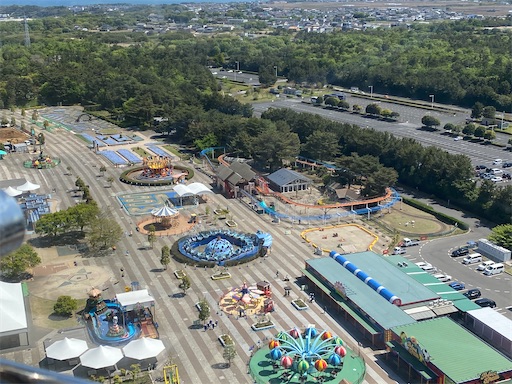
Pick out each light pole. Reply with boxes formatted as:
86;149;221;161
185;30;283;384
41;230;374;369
274;65;278;78
235;61;239;81
368;85;373;99
429;94;434;109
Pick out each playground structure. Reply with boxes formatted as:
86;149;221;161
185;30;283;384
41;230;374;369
219;281;274;317
176;229;272;266
212;151;401;224
82;288;139;346
23;151;61;169
249;326;366;384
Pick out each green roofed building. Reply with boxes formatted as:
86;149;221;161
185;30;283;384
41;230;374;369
388;317;512;384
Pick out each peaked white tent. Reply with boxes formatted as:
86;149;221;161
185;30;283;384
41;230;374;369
46;337;88;360
80;345;123;369
3;186;22;197
0;282;28;349
151;206;178;217
122;337;165;360
116;289;154;311
16;180;40;192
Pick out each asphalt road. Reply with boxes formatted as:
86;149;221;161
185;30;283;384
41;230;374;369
252;98;512;172
209;67;261;86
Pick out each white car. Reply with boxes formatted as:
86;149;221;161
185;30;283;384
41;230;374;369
491;176;502;183
433;273;452;282
477;260;495;271
415;262;436;272
454;136;463;141
415;262;431;268
493;159;503;165
227;70;233;73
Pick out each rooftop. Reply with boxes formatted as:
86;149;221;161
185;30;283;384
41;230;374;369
267;168;312;187
391;317;512;383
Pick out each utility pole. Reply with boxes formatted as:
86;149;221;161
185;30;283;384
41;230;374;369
24;16;31;48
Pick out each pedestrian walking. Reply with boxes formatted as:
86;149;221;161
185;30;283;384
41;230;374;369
204;324;207;332
276;271;279;278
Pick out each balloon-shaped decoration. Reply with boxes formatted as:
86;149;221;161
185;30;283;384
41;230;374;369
335;346;347;357
269;339;280;349
305;327;317;337
281;355;293;369
289;329;299;339
321;331;332;340
276;331;287;341
332;336;344;346
270;347;283;361
328;353;342;366
314;359;328;372
297;359;310;373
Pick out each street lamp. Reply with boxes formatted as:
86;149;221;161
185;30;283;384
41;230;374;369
235;61;239;81
429;94;434;109
274;65;278;77
369;85;373;99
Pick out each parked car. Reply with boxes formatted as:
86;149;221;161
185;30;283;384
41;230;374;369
502;173;511;180
475;165;487;170
415;262;432;269
491;176;503;183
454;136;463;141
392;247;407;255
462;253;482;265
503;162;512;168
463;289;481;300
477;260;495;271
493;159;503;165
449;281;465;291
475;298;496;308
433;273;452;282
451;247;469;257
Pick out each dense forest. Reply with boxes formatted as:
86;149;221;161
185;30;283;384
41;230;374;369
0;14;510;223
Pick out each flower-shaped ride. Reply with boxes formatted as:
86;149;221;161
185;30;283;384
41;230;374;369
268;326;346;381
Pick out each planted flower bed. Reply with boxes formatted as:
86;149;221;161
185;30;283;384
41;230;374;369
211;272;231;281
251;321;275;331
226;220;237;227
174;270;186;279
291;299;309;311
218;334;234;347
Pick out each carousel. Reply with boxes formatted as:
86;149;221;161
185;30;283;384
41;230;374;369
151;205;180;228
136;204;194;236
219;281;274;317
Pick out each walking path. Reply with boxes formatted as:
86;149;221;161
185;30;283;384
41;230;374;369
0;107;402;383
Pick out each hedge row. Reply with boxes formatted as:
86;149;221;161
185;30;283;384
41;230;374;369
403;197;469;231
170;235;265;268
119;165;194;186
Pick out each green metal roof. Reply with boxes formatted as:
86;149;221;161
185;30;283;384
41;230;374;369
306;258;416;330
391;317;512;383
350;252;439;305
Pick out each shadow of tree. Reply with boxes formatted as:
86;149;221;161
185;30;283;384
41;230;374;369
211;362;229;369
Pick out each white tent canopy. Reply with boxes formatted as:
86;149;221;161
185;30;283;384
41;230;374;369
151;206;178;217
46;338;88;360
3;186;22;197
0;282;27;333
173;182;213;197
122;337;165;360
116;289;154;311
80;345;123;369
16;180;40;192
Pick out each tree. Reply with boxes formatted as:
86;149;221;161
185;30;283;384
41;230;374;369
303;130;339;161
38;132;45;152
197;298;210;324
87;212;123;250
482;106;496;119
338;100;350;110
223;344;237;367
31;110;38;121
352;105;362;113
508;138;512;148
10;116;16;127
421;115;440;129
160;245;171;270
471;102;484;119
179;275;191;295
324;97;339;108
483;130;496;141
488;224;512;250
147;225;156;249
1;115;8;127
106;177;115;188
462;123;476;136
0;244;41;279
365;103;381;116
129;364;141;382
99;166;106;176
443;123;455;132
69;202;100;232
474;125;486;139
53;295;78;317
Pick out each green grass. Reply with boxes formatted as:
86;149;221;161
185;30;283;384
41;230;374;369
98;128;120;135
132;146;150;157
29;295;87;330
378;204;448;235
162;144;190;160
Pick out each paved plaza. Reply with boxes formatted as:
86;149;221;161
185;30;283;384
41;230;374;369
0;107;403;383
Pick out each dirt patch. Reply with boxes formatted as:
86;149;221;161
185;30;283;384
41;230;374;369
0;127;29;143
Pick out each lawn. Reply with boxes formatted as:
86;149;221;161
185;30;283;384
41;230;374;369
378;203;449;235
132;146;150;157
29;295;87;330
162;144;190;160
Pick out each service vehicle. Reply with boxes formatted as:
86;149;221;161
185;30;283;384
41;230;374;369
392;247;407;255
400;238;420;247
462;253;482;265
477;260;495;271
483;263;504;276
